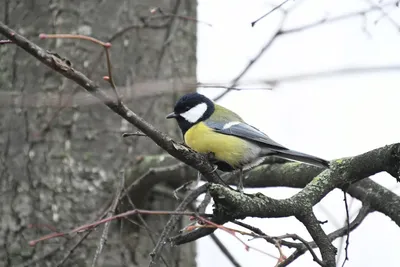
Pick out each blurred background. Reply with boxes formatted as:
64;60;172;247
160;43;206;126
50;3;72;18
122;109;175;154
197;0;400;266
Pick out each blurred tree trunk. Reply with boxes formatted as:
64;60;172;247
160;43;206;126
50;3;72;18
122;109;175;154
0;0;196;266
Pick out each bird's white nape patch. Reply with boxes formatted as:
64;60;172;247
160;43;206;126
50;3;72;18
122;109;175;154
180;103;208;123
222;121;241;129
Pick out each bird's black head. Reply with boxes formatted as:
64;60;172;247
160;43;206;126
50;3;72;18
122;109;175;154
166;92;214;134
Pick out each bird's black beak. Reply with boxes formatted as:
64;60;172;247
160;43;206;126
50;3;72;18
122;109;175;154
166;112;178;119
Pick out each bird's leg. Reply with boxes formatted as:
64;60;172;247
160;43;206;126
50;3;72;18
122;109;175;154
210;165;231;188
204;152;236;190
237;168;244;193
206;151;217;162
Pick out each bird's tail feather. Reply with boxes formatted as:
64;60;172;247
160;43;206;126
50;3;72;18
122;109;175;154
272;149;330;168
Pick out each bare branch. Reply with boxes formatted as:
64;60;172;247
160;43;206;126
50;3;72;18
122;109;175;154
275;233;324;266
261;65;400;86
91;172;125;267
122;131;147;137
281;0;400;35
251;0;292;27
213;16;286;101
148;184;208;267
197;192;212;213
341;192;351;267
56;231;93;267
149;6;212;27
280;205;371;266
297;211;337;267
0;39;12;44
122;181;171;267
232;220;301;250
0;22;223;186
214;0;400;101
210;233;242;267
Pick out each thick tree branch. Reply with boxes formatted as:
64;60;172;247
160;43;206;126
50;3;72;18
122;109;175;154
169;144;400;246
126;142;400;228
207;143;400;218
243;162;400;226
296;211;337;267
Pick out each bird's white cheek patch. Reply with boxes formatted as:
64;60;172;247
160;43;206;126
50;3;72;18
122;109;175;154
181;103;207;123
223;121;241;129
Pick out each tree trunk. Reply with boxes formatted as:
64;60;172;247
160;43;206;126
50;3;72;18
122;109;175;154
0;0;197;266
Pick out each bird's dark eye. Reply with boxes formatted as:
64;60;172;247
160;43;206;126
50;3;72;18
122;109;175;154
184;106;191;111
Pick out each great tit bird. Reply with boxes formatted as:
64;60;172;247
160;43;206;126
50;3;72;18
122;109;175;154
166;92;329;191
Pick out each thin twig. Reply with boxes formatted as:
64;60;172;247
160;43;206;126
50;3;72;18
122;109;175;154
197;192;211;213
186;217;279;259
148;184;209;267
341;192;351;267
121;182;171;267
39;34;107;46
0;39;13;44
210;233;242;267
173;180;197;200
214;0;400;101
326;205;371;243
55;202;113;267
122;131;147;137
40;33;121;103
122;163;186;201
103;47;121;103
213;16;286;101
251;0;292;27
196;84;272;91
232;220;318;265
154;0;182;78
150;7;212;27
91;172;125;267
281;0;400;35
367;0;400;29
29;208;212;245
56;231;93;267
274;234;324;266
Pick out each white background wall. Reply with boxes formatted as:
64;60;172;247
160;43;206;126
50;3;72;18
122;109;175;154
195;0;400;266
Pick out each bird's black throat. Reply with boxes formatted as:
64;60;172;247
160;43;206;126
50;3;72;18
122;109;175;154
176;117;193;136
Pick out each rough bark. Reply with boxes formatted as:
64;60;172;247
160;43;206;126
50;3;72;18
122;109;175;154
0;0;196;266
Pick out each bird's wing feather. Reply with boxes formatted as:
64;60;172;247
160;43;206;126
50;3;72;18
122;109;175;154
205;120;287;150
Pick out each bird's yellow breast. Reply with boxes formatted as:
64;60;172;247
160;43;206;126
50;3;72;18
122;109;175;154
184;122;247;167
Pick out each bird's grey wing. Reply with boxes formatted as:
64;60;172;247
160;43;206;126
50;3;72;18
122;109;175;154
205;121;287;150
205;120;330;168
